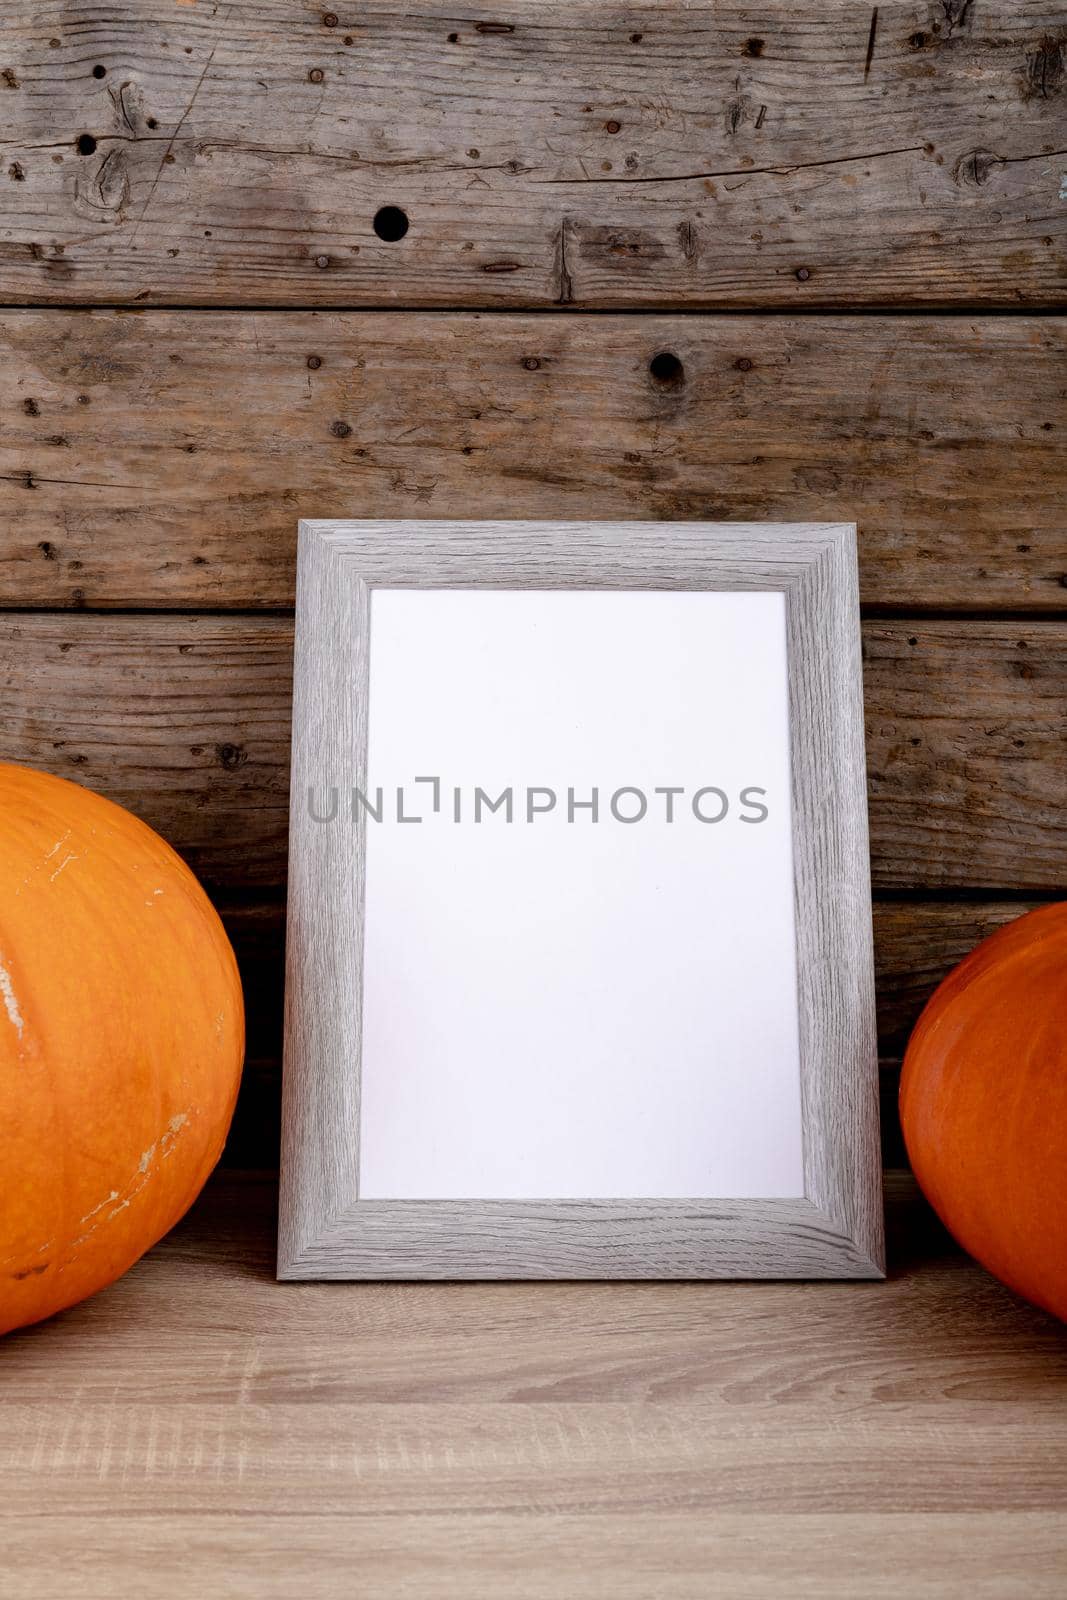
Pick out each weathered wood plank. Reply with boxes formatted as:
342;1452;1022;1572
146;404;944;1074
863;623;1067;888
3;311;1064;611
219;898;1044;1168
0;615;1061;891
872;899;1046;1051
0;615;295;889
0;3;1064;307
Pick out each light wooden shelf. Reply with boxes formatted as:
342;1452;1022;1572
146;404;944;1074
3;1172;1065;1598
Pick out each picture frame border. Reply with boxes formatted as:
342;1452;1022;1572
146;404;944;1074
278;520;884;1280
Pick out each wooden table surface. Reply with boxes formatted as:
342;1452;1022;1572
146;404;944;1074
2;1172;1065;1598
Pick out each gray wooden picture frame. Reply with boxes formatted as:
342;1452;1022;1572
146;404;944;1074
278;520;884;1281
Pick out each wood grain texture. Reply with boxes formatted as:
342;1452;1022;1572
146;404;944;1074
2;1173;1065;1597
279;520;881;1279
1;4;1065;307
863;623;1067;888
0;612;1062;893
2;310;1064;612
0;613;295;890
783;522;880;1261
872;898;1047;1052
4;1515;1066;1600
279;528;368;1274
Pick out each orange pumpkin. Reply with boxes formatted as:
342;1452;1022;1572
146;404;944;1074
0;763;243;1335
900;902;1067;1322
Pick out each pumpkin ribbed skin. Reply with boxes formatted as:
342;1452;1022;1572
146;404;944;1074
0;764;243;1335
900;902;1067;1323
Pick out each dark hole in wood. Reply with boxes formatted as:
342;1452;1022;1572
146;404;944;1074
373;205;409;242
92;64;107;79
76;134;97;156
147;117;158;129
649;351;684;388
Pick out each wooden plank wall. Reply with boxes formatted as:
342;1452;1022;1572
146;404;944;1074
1;3;1064;1168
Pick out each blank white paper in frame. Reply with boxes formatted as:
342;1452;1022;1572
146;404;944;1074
358;588;804;1202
